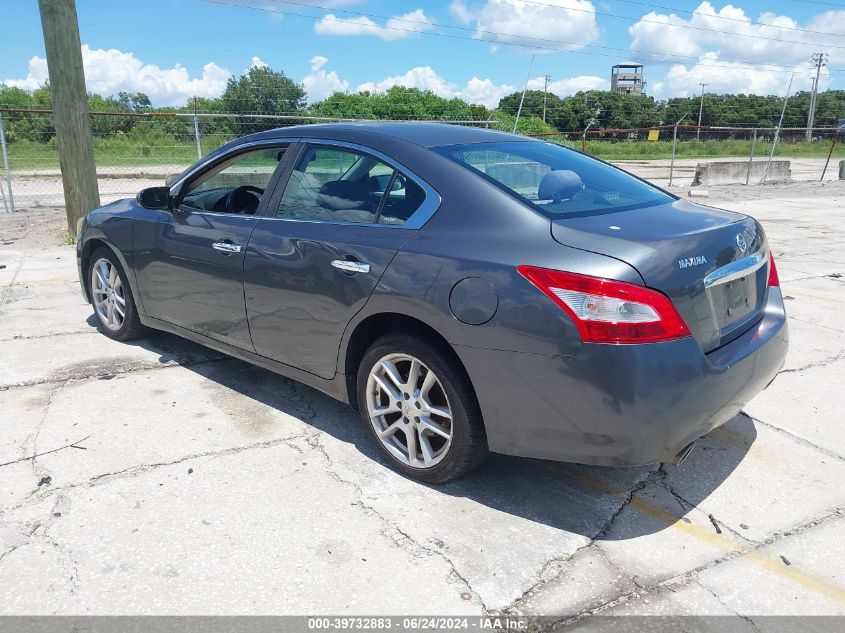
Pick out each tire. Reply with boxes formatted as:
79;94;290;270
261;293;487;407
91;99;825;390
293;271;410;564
357;332;488;483
87;247;145;341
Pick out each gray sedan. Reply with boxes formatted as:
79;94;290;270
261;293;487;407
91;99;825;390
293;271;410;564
76;123;788;482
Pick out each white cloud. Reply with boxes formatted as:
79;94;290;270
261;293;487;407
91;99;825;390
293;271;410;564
449;0;476;24
457;77;516;108
628;2;845;66
655;53;826;98
314;8;435;41
355;66;515;107
351;64;603;108
526;74;608;95
470;0;600;52
4;45;231;106
248;56;268;70
357;66;455;95
302;55;350;102
627;2;845;96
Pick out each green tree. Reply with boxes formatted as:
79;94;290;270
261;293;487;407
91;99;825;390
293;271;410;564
222;65;306;115
310;86;481;122
220;65;306;134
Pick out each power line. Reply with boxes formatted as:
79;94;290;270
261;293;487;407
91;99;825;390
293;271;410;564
491;0;845;48
206;0;845;75
610;0;845;38
788;0;845;7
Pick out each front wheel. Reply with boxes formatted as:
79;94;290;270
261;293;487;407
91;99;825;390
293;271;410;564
357;333;488;483
87;247;145;341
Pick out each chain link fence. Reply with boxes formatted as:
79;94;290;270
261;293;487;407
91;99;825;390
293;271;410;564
529;124;845;188
1;109;844;213
0;109;495;212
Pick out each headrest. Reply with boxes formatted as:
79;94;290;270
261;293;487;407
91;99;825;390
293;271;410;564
538;170;583;202
316;180;366;211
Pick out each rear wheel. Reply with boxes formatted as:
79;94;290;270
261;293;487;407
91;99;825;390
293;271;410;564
88;247;145;341
357;333;488;483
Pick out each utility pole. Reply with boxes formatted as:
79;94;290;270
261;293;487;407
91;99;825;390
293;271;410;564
696;83;707;141
542;74;551;123
762;73;794;185
512;54;535;134
38;0;99;236
806;52;828;143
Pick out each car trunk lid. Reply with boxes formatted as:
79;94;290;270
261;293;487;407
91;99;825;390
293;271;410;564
550;199;769;353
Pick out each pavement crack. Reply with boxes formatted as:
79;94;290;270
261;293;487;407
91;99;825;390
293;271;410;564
746;412;845;464
39;528;80;594
505;464;660;616
776;351;845;376
300;431;492;616
695;579;763;632
5;434;309;512
0;354;229;391
0;256;24;315
547;504;845;628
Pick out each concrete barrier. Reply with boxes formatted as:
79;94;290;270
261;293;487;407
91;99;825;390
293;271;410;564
691;160;791;186
839;160;844;180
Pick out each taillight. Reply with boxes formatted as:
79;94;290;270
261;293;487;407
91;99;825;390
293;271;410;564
768;252;780;287
517;265;691;344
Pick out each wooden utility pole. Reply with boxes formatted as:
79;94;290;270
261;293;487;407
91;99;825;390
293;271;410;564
38;0;99;235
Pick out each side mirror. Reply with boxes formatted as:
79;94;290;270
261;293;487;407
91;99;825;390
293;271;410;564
137;186;171;209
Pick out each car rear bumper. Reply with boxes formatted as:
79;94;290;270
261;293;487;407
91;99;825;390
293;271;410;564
455;287;788;466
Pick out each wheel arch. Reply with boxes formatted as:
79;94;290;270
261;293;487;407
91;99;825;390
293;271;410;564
79;236;139;308
342;312;478;412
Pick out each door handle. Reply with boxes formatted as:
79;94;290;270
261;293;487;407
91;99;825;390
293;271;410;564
331;259;370;274
212;241;242;254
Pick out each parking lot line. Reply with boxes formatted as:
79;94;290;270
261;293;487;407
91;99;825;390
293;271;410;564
557;465;845;605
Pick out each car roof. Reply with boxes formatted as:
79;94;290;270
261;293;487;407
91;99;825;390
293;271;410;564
235;122;530;149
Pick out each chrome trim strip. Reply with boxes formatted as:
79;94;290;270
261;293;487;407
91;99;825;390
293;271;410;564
703;251;766;288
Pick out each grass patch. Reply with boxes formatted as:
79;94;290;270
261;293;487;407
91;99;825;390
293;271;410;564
6;136;844;171
550;137;845;160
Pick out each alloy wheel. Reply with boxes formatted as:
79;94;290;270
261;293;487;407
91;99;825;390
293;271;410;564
366;353;454;468
91;257;126;331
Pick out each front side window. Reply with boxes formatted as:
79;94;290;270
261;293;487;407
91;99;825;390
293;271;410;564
275;145;425;225
433;141;673;218
180;146;287;214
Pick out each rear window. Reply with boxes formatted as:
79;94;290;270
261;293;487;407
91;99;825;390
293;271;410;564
433;141;673;218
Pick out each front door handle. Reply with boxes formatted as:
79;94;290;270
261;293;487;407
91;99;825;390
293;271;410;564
331;259;370;274
212;241;242;254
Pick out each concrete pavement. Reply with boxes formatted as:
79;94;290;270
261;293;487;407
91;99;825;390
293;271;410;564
1;184;844;625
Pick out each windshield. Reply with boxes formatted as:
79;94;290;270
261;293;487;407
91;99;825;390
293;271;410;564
433;141;674;218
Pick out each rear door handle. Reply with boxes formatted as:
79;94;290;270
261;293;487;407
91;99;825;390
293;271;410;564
212;241;242;254
331;259;370;274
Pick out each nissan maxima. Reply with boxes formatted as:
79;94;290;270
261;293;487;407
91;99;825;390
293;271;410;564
76;123;788;482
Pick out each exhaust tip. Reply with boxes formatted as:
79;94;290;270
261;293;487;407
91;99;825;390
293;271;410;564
667;442;696;466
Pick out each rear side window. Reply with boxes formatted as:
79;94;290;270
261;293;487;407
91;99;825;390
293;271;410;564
433;141;673;218
275;145;426;225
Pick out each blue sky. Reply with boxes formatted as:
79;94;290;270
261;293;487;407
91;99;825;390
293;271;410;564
2;1;843;108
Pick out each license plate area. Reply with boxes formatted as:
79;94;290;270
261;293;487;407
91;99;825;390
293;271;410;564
709;275;758;330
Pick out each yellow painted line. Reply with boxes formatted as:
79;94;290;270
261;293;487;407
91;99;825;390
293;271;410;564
557;465;845;604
